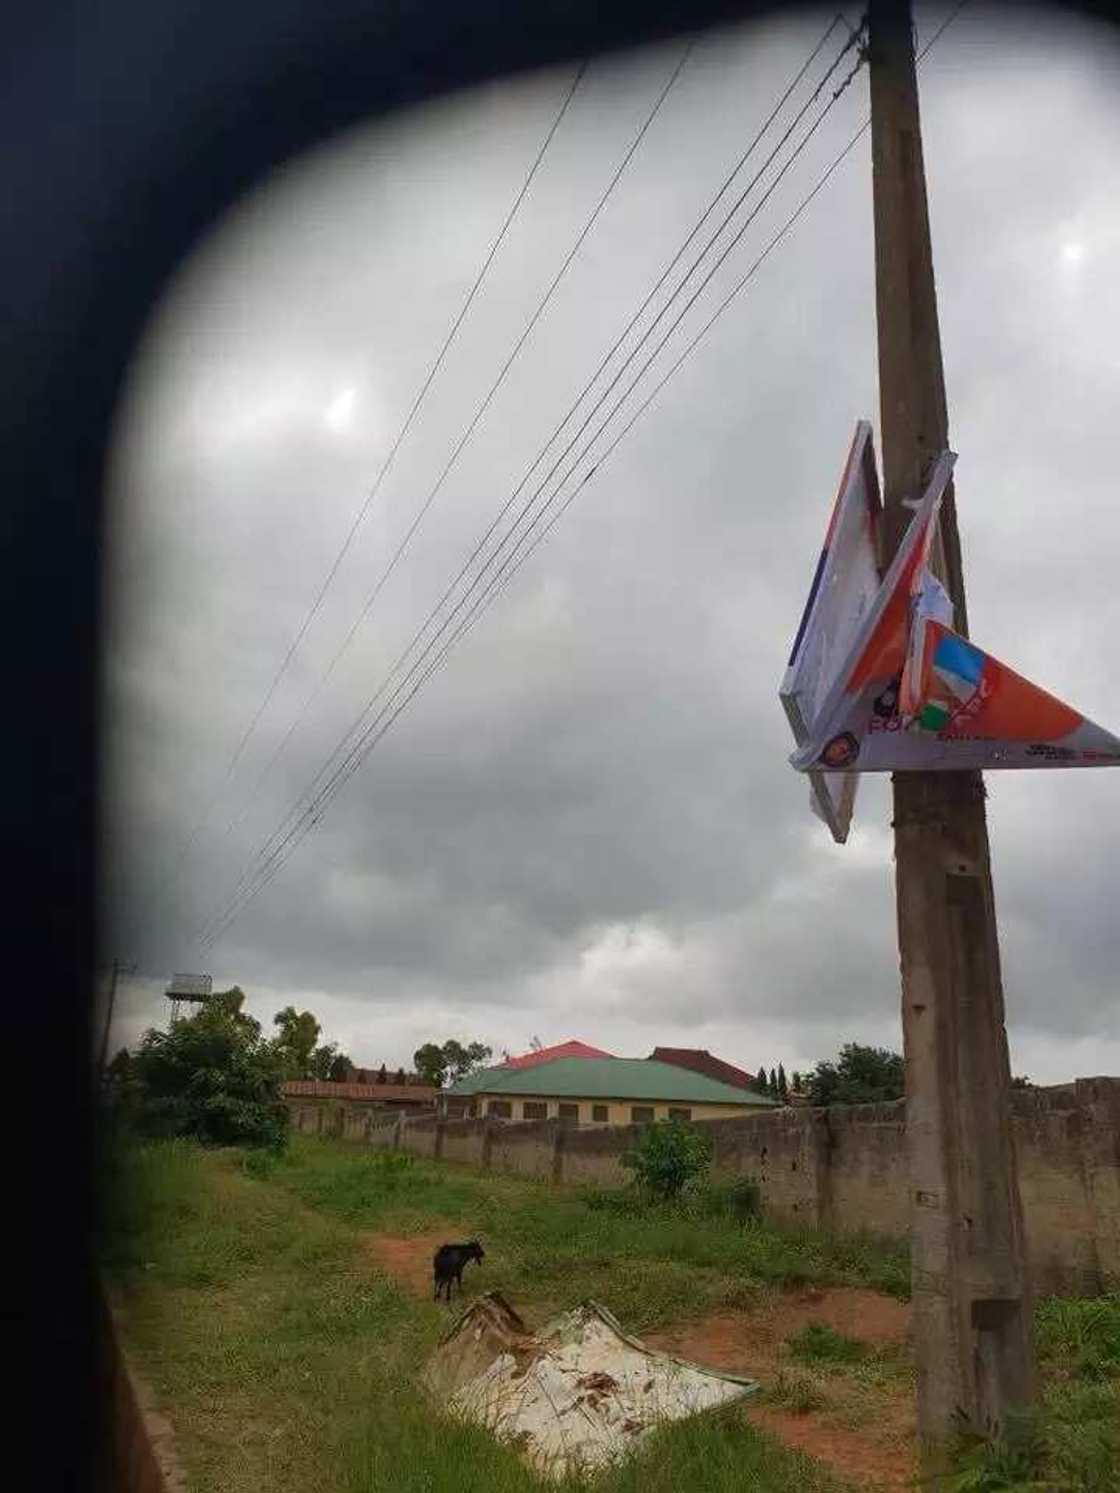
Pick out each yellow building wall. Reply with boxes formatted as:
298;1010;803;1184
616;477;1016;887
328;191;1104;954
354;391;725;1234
474;1094;765;1125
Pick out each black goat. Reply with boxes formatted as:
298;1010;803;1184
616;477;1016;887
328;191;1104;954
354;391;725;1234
433;1239;485;1303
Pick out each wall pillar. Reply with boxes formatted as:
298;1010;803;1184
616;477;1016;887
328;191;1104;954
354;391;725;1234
1076;1077;1120;1291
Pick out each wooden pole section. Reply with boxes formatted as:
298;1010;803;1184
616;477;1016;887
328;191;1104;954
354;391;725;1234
868;0;1034;1463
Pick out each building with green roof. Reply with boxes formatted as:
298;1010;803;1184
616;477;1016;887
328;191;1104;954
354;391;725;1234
442;1055;777;1126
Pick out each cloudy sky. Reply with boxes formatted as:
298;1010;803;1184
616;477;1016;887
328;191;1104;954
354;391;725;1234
102;2;1120;1083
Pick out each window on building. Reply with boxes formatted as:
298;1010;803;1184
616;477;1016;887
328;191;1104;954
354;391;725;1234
522;1101;547;1120
631;1106;655;1123
488;1100;511;1119
668;1107;692;1121
592;1104;609;1123
558;1102;580;1125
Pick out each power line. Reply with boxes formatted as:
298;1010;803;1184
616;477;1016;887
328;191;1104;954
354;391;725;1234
224;63;588;776
195;21;860;943
199;0;976;947
211;18;844;864
220;37;698;846
197;32;871;947
196;29;870;946
164;60;587;885
461;0;974;622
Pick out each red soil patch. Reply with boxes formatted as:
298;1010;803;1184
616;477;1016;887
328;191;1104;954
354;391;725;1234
364;1231;453;1298
646;1286;910;1374
751;1405;914;1493
646;1288;916;1492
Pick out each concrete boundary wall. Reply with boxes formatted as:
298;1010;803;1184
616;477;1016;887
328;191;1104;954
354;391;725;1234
100;1285;186;1492
315;1078;1120;1296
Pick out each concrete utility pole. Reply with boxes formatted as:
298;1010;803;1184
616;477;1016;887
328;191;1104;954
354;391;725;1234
868;0;1033;1463
98;957;135;1074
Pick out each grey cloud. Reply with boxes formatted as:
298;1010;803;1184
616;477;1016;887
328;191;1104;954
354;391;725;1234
103;4;1120;1083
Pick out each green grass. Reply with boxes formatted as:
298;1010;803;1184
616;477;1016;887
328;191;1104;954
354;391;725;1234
101;1134;1118;1493
100;1136;855;1493
764;1370;829;1414
787;1322;869;1365
269;1137;909;1330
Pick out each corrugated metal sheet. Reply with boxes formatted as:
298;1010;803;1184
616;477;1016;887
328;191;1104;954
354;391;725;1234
649;1047;760;1094
425;1294;757;1478
446;1056;777;1106
501;1041;615;1069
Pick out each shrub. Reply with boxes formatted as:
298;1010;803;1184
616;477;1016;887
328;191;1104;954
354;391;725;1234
766;1371;827;1414
621;1116;714;1201
131;993;289;1150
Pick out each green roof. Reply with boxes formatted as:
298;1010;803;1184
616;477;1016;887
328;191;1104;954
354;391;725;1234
446;1056;777;1106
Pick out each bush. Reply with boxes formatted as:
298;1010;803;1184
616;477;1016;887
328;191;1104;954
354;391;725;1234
131;994;289;1150
621;1116;714;1201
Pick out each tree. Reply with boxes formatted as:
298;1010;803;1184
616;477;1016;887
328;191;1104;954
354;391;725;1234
377;1063;388;1084
327;1052;353;1083
132;997;288;1149
212;987;261;1038
271;1006;349;1081
622;1117;713;1201
414;1043;449;1087
777;1064;788;1102
807;1043;905;1107
395;1067;406;1084
442;1039;492;1084
769;1067;778;1097
791;1071;804;1094
272;1006;321;1078
757;1066;768;1093
413;1039;494;1089
1010;1075;1033;1089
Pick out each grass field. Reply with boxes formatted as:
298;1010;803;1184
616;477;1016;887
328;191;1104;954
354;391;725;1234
99;1134;1120;1493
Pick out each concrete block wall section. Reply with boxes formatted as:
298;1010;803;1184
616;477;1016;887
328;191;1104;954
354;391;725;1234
100;1287;187;1493
284;1078;1120;1294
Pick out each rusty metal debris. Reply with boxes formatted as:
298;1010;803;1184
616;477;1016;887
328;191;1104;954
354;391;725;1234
424;1293;757;1478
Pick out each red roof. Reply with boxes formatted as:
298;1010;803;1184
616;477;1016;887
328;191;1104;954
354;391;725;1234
501;1040;614;1069
648;1048;756;1091
282;1080;436;1103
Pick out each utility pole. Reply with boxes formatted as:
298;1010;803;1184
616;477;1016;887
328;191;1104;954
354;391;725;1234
98;957;134;1075
868;0;1033;1465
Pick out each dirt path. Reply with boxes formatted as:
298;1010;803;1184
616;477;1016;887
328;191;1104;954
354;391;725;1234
364;1229;460;1299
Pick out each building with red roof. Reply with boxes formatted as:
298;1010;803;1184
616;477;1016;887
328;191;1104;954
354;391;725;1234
648;1047;758;1092
501;1040;614;1069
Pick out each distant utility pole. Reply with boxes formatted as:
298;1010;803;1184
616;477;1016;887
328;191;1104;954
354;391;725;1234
98;957;135;1074
868;0;1033;1463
